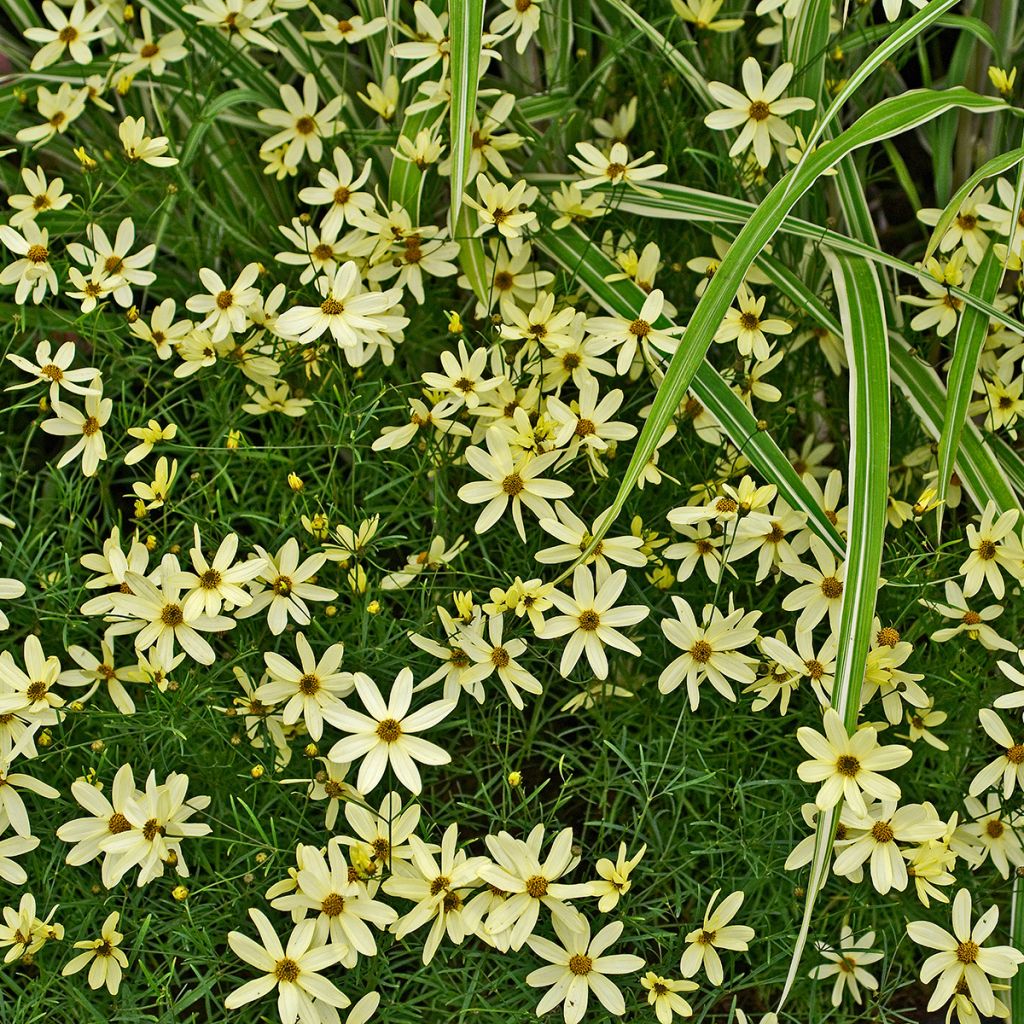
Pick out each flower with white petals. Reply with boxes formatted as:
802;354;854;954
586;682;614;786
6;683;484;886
679;889;754;986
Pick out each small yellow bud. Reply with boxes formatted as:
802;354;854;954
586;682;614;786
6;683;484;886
325;605;337;617
367;599;381;615
288;472;304;492
74;146;98;170
171;885;189;901
123;3;135;20
445;310;464;334
116;75;133;96
250;765;265;779
145;535;157;551
988;66;1017;97
90;739;105;753
508;770;522;788
255;852;268;864
37;730;52;748
38;395;49;413
125;305;139;324
646;562;675;591
304;743;319;758
226;429;241;450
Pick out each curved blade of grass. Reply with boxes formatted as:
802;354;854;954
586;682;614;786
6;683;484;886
786;0;959;194
778;252;891;1009
744;236;1020;517
534;216;844;556
534;176;1024;337
786;0;832;136
571;87;1006;557
890;335;1019;513
448;0;485;224
923;145;1024;261
935;244;1005;531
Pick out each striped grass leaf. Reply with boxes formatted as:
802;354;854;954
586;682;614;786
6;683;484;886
787;0;959;193
923;145;1024;261
569;87;1006;560
778;252;891;1009
785;0;832;136
447;0;486;224
454;204;489;309
1014;874;1024;1024
934;244;1005;529
743;229;1021;517
388;105;445;221
536;175;1024;338
890;335;1020;514
533;216;845;556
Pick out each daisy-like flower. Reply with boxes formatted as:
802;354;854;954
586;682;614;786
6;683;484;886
569;141;667;191
60;638;147;716
111;557;234;666
55;763;141;887
728;498;809;582
129;297;192;360
959;793;1024;879
924;579;1015;651
490;0;543;52
338;791;424;875
383;823;489;964
124;420;178;466
16;82;88;147
583;290;683;374
906;888;1024;1017
99;770;211;887
0;221;59;304
257;633;355;742
641;972;699;1023
959;504;1023;600
6;166;71;229
917;186;994;264
704;58;814;167
658;596;761;709
714;285;792;361
969;709;1024;800
298;147;375;234
186;263;261;343
271;839;397;963
114;7;188;77
457;428;572;542
904;700;950;751
119;115;178;167
0;893;62;963
679;889;755;986
832;801;946;894
536;502;647;583
459;613;543;710
178;527;267;618
6;340;101;404
796;708;912;817
422;339;504;410
39;376;114;475
275;263;406;349
61;912;129;994
527;916;645;1024
757;629;837;708
183;0;285;51
994;651;1024;715
589;842;646;912
781;536;848;632
235;538;338;635
258;74;344;168
464;176;538;240
541;566;649;680
0;634;64;723
899;252;970;337
24;0;112;70
225;908;350;1021
547;379;638;459
481;825;591;950
67;218;156;308
808;925;882;1008
326;668;454;795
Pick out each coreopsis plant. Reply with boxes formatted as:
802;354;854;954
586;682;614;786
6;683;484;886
2;0;1024;1020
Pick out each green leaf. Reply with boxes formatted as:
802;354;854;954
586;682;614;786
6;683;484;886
454;204;489;309
935;244;1005;529
890;335;1020;514
778;253;891;1010
533;216;845;557
448;0;486;224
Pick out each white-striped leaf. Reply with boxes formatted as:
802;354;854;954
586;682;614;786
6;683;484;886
448;0;485;224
